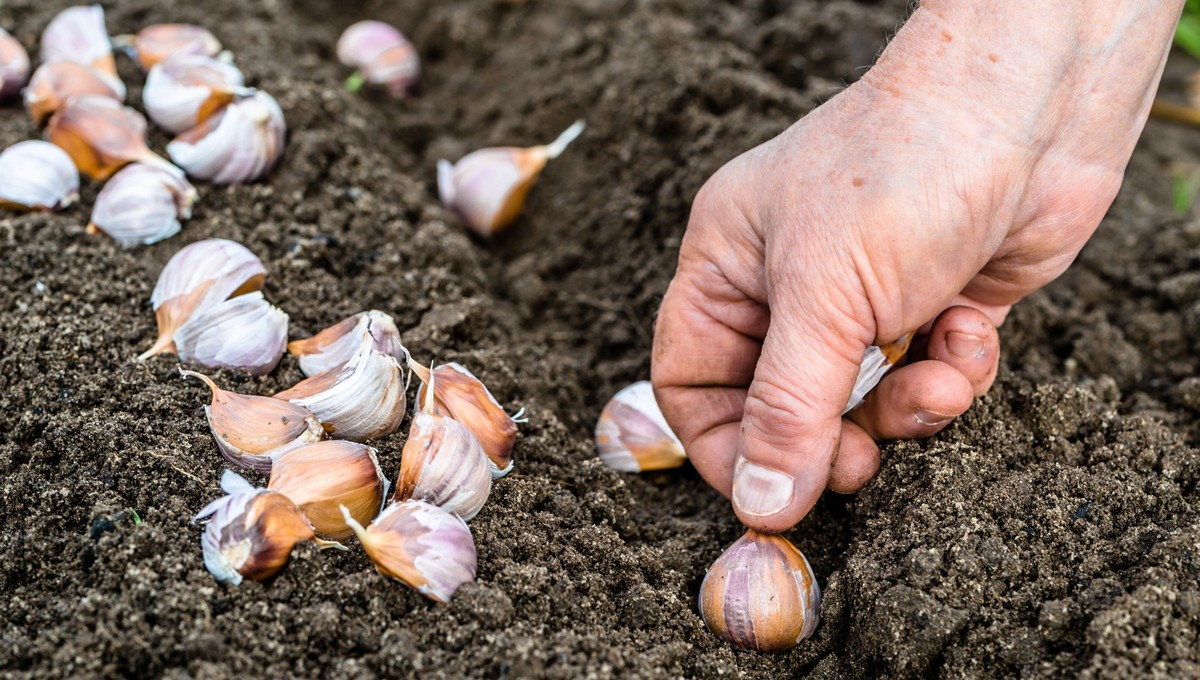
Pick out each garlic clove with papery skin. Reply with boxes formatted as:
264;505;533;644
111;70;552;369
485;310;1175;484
117;24;222;71
88;163;196;248
595;380;686;473
167;91;285;184
0;141;80;212
268;440;387;541
24;60;123;127
844;332;915;414
288;309;407;378
336;21;419;96
144;55;250;134
0;28;30;101
340;500;476;602
698;530;822;653
437;120;585;237
46;95;175;180
40;5;124;97
174;291;288;376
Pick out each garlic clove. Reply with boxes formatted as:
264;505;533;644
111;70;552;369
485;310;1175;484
144;54;249;134
40;5;124;98
288;309;407;378
698;530;822;653
437;120;585;236
120;24;222;70
23;60;123;127
844;332;915;414
0;141;80;212
88;162;197;248
595;380;685;473
180;368;324;472
336;21;419;96
195;469;345;585
409;359;518;479
174;291;289;376
268;440;387;541
46;95;175;180
167;91;286;184
0;28;30;101
340;500;476;602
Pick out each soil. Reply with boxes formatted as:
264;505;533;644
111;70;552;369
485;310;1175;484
1;0;1199;678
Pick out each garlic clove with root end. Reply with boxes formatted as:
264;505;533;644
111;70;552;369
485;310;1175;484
438;120;585;237
174;291;289;376
24;60;123;127
167;91;286;184
195;469;345;585
595;380;686;473
844;332;915;414
117;24;223;71
699;530;822;653
340;500;476;602
46;95;175;181
40;5;124;98
288;309;407;378
268;440;387;541
0;141;80;212
0;29;31;101
145;55;250;134
88;163;196;248
180;369;324;472
336;21;420;96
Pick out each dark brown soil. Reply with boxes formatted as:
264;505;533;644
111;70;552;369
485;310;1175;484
2;0;1199;677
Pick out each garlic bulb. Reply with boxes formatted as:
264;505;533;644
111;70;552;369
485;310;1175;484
340;500;476;602
195;469;345;585
120;24;222;70
410;359;519;478
180;369;324;472
268;440;387;541
46;95;174;180
437;120;585;236
274;337;408;442
0;28;30;101
174;291;289;376
698;530;822;653
288;309;406;378
0;141;80;212
845;332;915;413
595;380;686;473
336;21;419;96
88;163;196;248
144;54;249;134
24;60;123;126
167;91;285;184
40;5;124;97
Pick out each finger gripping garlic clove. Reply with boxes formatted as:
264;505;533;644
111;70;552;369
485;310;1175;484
88;163;196;248
268;440;387;541
336;21;420;96
174;291;289;376
410;358;519;479
288;310;407;378
24;60;123;127
40;5;124;97
47;95;174;180
699;530;822;653
0;141;80;212
0;28;30;101
595;380;686;473
145;54;249;134
167;91;286;184
121;24;222;70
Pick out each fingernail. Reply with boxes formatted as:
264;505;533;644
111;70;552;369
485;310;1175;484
915;409;955;427
946;331;984;360
732;457;795;517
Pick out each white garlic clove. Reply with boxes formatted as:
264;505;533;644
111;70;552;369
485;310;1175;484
174;291;289;376
410;359;519;479
340;500;477;602
167;91;286;184
268;440;388;541
47;95;174;180
595;380;685;473
0;140;80;212
336;21;419;96
40;5;124;98
120;23;222;70
844;332;915;413
698;530;822;653
144;54;249;134
24;60;123;127
88;162;197;248
0;28;30;101
288;309;407;377
437;120;585;236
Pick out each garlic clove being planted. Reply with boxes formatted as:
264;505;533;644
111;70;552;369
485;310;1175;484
340;500;476;602
174;291;289;376
144;54;250;134
88;162;196;248
180;369;324;472
437;120;585;236
595;380;686;473
195;469;345;585
844;332;916;414
268;440;387;541
40;5;124;98
698;530;822;653
119;24;222;70
46;95;175;180
288;309;407;378
167;91;285;184
0;28;30;101
24;60;123;127
0;141;80;212
336;21;419;96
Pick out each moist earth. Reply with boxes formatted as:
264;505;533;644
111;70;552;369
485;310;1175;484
2;1;1199;678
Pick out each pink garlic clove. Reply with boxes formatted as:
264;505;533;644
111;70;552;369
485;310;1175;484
0;28;31;101
119;23;222;70
0;140;80;212
88;163;196;248
336;20;419;96
595;380;686;473
144;54;249;134
40;5;125;98
287;310;407;378
167;91;286;184
174;291;289;376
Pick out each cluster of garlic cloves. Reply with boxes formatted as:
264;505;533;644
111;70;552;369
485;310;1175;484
0;141;80;212
336;21;419;96
88;163;196;248
595;381;686;473
287;309;407;377
0;28;30;101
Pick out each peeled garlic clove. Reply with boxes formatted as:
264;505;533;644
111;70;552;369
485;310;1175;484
167;91;285;184
144;54;249;134
40;5;124;97
268;440;387;541
121;24;222;70
23;60;122;127
340;500;476;602
699;530;822;653
275;337;408;441
410;359;518;479
0;141;80;212
46;95;174;180
438;120;585;237
88;163;196;248
288;309;406;378
0;28;30;101
180;369;324;472
336;21;419;96
844;332;915;413
174;291;288;376
195;469;344;585
595;380;685;473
